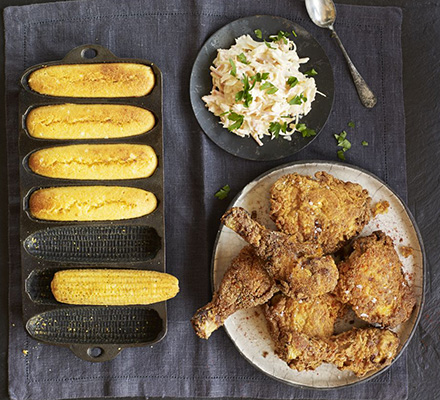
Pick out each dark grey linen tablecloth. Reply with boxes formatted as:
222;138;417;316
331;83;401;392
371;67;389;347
5;0;407;399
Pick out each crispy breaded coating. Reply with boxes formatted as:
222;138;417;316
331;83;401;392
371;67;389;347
265;293;345;340
221;207;338;299
270;172;372;254
335;231;416;328
191;246;277;339
330;327;400;376
264;293;345;371
274;331;332;371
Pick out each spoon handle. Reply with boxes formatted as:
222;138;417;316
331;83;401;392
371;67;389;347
330;28;377;108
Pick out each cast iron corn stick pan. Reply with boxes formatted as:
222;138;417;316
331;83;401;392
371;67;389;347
18;44;166;362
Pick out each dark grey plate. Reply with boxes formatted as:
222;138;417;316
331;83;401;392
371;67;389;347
190;15;334;161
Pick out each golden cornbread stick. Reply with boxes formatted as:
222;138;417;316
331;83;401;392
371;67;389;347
51;269;179;306
29;144;158;180
26;104;155;139
29;186;157;221
28;63;155;97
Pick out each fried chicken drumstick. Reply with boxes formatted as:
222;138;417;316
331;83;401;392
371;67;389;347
221;207;339;299
191;246;277;339
270;172;372;254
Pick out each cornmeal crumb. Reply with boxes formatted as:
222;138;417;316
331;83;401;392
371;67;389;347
373;200;390;216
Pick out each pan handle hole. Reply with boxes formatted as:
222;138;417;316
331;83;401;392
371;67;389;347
87;346;103;358
81;48;98;59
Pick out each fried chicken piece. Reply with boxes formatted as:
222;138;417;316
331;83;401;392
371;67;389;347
264;293;345;371
335;231;416;328
265;293;345;340
270;172;372;254
191;246;277;339
221;207;338;299
329;327;400;376
275;331;332;371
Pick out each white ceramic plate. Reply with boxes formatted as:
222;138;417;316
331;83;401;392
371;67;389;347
212;161;425;389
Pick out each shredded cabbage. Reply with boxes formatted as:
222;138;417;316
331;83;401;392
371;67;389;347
202;34;319;146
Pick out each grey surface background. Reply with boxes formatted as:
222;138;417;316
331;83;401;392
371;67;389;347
0;0;439;400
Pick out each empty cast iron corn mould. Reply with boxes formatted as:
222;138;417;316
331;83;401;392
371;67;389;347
19;44;170;362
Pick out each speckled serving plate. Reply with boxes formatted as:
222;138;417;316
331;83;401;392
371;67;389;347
212;161;425;389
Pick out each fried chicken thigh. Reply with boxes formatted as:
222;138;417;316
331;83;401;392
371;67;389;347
191;246;277;339
270;172;372;254
264;293;345;371
336;231;416;328
221;207;338;299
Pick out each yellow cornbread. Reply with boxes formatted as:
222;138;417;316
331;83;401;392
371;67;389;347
28;144;158;180
26;104;155;139
29;186;157;221
28;63;155;97
51;269;179;306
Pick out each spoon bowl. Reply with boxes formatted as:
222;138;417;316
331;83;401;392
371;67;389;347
305;0;336;29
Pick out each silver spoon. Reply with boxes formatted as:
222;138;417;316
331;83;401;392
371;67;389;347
305;0;377;108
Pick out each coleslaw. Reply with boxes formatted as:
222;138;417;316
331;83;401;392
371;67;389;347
202;32;320;146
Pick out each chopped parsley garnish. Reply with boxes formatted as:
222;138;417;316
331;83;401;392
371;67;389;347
241;75;254;106
235;75;253;107
260;81;278;94
335;130;351;161
229;58;236;77
288;93;307;105
286;76;298;87
215;185;230;200
337;150;346;161
269;121;287;138
254;29;263;39
235;91;244;102
227;112;244;131
301;128;316;138
296;123;316;137
269;30;291;44
305;68;318;76
237;53;250;64
264;40;276;49
348;121;355;128
292;29;297;37
252;72;269;82
362;140;369;146
235;73;269;107
334;131;351;151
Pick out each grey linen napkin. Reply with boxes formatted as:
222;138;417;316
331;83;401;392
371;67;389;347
5;0;407;399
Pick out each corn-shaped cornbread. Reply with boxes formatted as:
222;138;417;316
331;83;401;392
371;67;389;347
51;269;179;305
29;186;157;221
26;104;155;140
28;63;155;97
29;144;158;180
